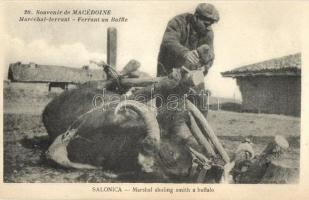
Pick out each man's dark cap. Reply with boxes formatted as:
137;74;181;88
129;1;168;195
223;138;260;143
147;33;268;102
195;3;220;22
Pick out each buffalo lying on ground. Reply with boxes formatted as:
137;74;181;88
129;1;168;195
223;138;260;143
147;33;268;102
42;86;206;182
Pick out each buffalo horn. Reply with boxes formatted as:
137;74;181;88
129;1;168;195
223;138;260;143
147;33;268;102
114;100;160;146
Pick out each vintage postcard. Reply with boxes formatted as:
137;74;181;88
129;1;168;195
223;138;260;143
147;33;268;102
0;0;309;199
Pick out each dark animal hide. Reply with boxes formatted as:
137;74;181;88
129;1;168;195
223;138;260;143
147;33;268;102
42;87;194;179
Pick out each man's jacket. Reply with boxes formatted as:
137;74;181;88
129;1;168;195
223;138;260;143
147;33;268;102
157;13;214;77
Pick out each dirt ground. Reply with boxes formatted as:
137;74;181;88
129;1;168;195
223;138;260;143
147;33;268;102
3;83;300;183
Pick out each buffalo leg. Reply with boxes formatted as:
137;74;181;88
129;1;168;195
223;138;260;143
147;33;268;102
46;128;98;169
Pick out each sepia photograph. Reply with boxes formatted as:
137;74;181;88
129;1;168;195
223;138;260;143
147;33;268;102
0;0;308;199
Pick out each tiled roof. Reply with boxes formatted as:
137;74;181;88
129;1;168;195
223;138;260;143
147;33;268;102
221;53;301;77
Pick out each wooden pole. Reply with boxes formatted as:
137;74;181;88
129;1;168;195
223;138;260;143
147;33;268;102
233;91;235;103
107;27;117;69
79;77;164;89
207;93;210;111
186;100;230;163
188;112;216;157
120;77;163;87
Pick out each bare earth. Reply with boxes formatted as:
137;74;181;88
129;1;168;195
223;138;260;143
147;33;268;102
3;83;300;183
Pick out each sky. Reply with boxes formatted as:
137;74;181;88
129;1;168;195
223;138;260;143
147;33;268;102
1;1;303;99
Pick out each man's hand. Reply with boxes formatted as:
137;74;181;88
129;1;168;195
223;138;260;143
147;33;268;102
184;50;199;65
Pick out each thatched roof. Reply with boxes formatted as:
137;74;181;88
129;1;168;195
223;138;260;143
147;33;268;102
8;62;107;83
221;53;301;77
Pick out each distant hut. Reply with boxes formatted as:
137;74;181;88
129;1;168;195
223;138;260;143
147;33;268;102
221;53;301;116
8;62;107;91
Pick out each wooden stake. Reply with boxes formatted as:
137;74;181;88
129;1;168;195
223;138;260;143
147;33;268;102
207;93;210;111
235;135;292;183
188;112;216;157
260;135;289;157
261;161;299;183
186;100;230;163
107;27;117;69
